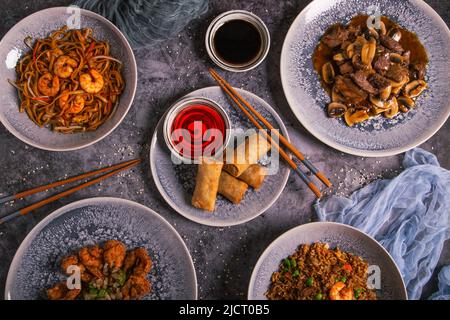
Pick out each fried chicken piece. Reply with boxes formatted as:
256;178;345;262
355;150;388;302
103;240;126;270
121;275;151;300
78;245;104;278
47;282;81;300
123;248;152;277
60;255;93;282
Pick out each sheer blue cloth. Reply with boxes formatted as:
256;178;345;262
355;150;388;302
314;148;450;300
429;266;450;300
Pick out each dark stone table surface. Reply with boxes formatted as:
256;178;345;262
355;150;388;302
0;0;449;300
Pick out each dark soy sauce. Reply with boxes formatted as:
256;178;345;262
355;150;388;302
213;19;262;65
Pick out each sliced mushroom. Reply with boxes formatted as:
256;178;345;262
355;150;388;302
398;96;415;112
355;36;368;46
322;62;335;84
370;106;388;115
333;53;346;62
404;80;427;98
379;21;387;35
361;38;377;66
390;77;407;88
390;76;409;95
387;27;402;42
344;109;370;127
368;21;387;38
346;43;355;59
384;97;399;119
379;85;392;101
369;95;388;109
389;53;404;64
327;102;347;118
398;96;415;108
368;28;379;39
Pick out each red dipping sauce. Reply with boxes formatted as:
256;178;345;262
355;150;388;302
170;104;227;159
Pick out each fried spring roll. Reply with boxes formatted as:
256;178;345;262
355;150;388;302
218;171;248;204
223;133;271;177
192;158;223;212
238;164;267;189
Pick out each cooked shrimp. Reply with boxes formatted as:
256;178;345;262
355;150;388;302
68;95;85;114
79;245;103;278
54;55;78;78
47;282;81;300
329;282;353;300
121;275;151;300
123;248;152;277
37;73;60;96
59;89;70;109
103;240;126;269
52;48;63;58
80;69;104;93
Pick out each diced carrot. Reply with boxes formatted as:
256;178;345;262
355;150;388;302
343;264;353;272
85;42;95;58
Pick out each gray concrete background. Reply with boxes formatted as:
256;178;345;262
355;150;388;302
0;0;449;299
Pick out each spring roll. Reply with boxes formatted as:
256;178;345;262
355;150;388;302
238;164;267;189
218;171;249;204
192;158;223;212
223;133;271;177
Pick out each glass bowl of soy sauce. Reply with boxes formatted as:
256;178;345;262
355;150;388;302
206;10;270;72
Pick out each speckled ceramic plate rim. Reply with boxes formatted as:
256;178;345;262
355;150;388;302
4;197;198;300
149;86;291;227
247;221;408;300
0;7;138;151
280;0;450;157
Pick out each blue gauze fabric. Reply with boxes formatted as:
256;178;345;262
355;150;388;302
314;148;450;300
74;0;209;48
429;265;450;300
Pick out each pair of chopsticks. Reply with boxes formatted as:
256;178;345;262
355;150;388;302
0;159;141;225
209;69;332;198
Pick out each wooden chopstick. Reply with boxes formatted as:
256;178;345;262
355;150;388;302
210;68;332;189
0;158;140;205
210;71;322;198
0;159;141;225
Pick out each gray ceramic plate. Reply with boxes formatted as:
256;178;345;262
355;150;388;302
248;222;407;300
5;197;197;300
0;7;137;151
281;0;450;157
150;86;290;227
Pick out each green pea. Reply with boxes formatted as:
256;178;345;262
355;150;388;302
290;259;297;268
293;270;300;277
354;288;362;299
306;277;313;287
283;258;291;269
315;293;323;300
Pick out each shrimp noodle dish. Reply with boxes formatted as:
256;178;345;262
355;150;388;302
10;26;125;133
47;240;152;300
266;243;377;300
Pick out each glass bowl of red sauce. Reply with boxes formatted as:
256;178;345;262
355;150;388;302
163;97;231;163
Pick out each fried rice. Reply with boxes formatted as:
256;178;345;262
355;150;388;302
266;243;377;300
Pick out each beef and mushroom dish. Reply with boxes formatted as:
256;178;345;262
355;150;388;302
313;15;429;126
